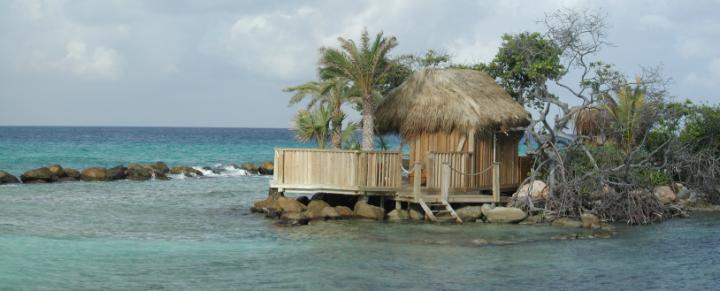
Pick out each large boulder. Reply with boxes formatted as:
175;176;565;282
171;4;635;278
277;196;307;213
0;170;20;184
387;209;409;221
20;167;54;183
320;207;340;219
552;217;583;228
513;180;549;201
258;161;274;175
482;206;527;223
107;165;128;180
335;206;354;218
48;164;66;178
455;206;483;222
295;196;310;206
149;162;169;174
305;200;331;219
353;201;385;220
252;196;279;213
580;213;601;229
126;164;154;181
408;208;424;220
81;167;108;181
654;186;677;204
169;166;203;177
64;168;80;179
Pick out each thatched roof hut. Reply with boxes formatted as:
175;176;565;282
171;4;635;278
375;68;530;138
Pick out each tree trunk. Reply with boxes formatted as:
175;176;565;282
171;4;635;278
361;94;375;151
332;116;342;149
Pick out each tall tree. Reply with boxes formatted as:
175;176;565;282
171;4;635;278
604;78;647;154
285;77;358;149
319;28;398;150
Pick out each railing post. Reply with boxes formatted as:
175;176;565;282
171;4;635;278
413;162;422;201
441;162;450;202
492;162;500;202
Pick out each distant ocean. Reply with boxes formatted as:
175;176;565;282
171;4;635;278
0;126;718;290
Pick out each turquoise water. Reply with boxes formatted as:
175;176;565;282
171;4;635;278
1;127;719;289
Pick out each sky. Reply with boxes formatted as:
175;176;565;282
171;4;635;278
0;0;719;128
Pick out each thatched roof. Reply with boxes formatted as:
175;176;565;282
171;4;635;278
375;69;530;138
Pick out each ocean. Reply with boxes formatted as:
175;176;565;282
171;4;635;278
0;126;719;290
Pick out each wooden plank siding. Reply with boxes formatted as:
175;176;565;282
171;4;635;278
272;148;402;193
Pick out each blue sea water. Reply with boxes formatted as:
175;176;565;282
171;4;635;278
0;126;719;290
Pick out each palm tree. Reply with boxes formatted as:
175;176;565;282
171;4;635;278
293;106;332;149
285;77;358;149
604;78;647;154
319;28;398;150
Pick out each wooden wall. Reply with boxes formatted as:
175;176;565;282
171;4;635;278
408;130;524;189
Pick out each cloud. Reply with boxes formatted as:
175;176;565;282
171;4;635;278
28;40;121;79
685;58;720;88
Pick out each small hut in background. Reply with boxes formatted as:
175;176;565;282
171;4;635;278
375;68;531;192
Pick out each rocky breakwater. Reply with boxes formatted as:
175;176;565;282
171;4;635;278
252;194;383;226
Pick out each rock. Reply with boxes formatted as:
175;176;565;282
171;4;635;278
80;167;108;181
320;207;340;219
408;208;424;220
387;209;409;221
654;186;677;204
676;188;692;200
279;212;309;226
335;206;354;217
580;213;601;229
107;165;128;180
552;217;583;228
258;161;274;175
64;168;80;179
519;214;545;225
169;166;203;177
48;164;65;178
295;196;310;206
455;206;483;222
240;163;259;173
126;164;154;181
483;206;527;223
353;201;385;220
277;196;306;213
480;204;494;217
305;200;331;219
513;180;549;201
252;196;279;213
0;170;20;184
20;167;54;183
149;162;169;174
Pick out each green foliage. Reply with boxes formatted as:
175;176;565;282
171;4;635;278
635;169;672;187
604;78;647;154
319;28;398;150
292;106;332;149
679;102;720;152
483;32;565;109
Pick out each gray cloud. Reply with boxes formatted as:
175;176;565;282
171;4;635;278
0;0;718;127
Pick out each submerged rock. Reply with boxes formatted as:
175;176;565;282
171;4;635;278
552;217;583;228
278;212;310;226
0;170;20;184
580;213;601;229
169;166;203;177
482;206;527;223
519;214;546;225
107;165;128;180
20;167;54;183
354;201;385;220
258;161;274;175
81;167;108;181
654;186;677;204
387;209;409;221
455;206;483;222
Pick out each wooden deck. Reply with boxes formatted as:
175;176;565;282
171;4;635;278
271;148;519;205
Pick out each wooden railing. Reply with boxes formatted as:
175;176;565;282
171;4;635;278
272;148;402;193
427;152;472;190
